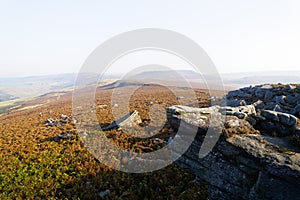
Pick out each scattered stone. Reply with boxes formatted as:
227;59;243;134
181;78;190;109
45;114;73;127
61;114;68;120
58;132;74;139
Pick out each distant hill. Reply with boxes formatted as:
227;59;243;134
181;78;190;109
221;71;300;86
0;73;77;100
0;70;299;103
125;69;300;89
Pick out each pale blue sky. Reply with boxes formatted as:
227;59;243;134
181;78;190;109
0;0;299;77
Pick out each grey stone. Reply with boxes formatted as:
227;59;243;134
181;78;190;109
264;102;277;110
103;110;142;130
251;114;266;121
227;90;242;98
264;90;274;100
273;104;287;113
277;112;297;126
275;95;286;104
286;94;297;105
252;100;265;110
261;110;279;122
226;99;246;107
234;112;247;119
291;104;300;116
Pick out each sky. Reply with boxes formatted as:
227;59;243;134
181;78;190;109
0;0;300;77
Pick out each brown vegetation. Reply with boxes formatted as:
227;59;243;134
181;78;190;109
0;85;210;199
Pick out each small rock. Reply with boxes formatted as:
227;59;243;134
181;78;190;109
112;104;119;108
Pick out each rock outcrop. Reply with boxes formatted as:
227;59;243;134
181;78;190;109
226;84;300;117
167;84;300;200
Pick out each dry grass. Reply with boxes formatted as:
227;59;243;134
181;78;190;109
0;85;209;199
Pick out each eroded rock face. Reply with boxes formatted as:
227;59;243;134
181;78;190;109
167;84;300;200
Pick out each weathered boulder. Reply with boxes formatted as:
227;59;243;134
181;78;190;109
103;110;142;130
167;104;300;200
